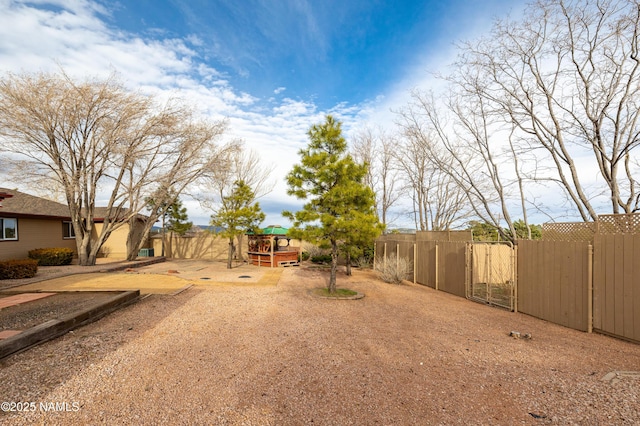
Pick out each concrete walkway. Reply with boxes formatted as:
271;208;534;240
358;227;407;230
5;260;285;295
0;257;166;291
10;274;189;295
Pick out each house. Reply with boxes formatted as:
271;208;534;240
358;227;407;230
0;188;147;261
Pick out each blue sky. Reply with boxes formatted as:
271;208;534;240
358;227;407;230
0;0;524;226
111;0;468;107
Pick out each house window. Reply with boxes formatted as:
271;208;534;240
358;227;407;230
63;221;76;239
0;218;17;240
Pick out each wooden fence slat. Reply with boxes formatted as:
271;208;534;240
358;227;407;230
602;236;614;333
633;235;640;341
593;237;603;330
623;235;634;340
517;240;589;332
614;235;624;336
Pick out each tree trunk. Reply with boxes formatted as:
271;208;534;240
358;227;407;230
77;235;96;266
77;250;97;266
125;217;148;261
329;240;338;294
236;234;245;262
227;238;234;269
345;251;352;276
160;214;166;257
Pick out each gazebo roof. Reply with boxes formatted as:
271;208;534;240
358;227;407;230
247;225;289;236
262;225;289;235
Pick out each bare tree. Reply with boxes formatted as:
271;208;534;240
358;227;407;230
391;127;431;231
351;126;402;228
390;110;472;232
0;71;234;265
397;87;525;240
393;0;640;238
201;146;275;261
123;126;238;262
454;0;640;219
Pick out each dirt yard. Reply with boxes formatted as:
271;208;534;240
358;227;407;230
1;264;639;425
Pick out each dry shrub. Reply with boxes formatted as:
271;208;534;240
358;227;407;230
375;254;412;284
355;256;372;269
300;241;329;258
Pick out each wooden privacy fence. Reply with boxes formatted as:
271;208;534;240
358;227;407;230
377;215;640;344
593;225;640;342
375;233;468;298
517;240;591;332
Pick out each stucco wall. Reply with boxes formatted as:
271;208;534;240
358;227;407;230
152;233;302;261
152;233;230;260
95;221;150;259
0;217;76;260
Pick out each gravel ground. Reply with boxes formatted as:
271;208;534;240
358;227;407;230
0;292;122;330
0;265;639;425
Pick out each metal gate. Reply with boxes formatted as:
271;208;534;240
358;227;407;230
466;242;516;311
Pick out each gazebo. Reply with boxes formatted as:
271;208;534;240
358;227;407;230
247;225;299;267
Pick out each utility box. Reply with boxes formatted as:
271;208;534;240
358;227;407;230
138;248;154;257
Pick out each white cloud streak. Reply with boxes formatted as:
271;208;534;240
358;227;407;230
0;0;367;225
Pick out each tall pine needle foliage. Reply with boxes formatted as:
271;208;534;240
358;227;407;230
284;115;382;293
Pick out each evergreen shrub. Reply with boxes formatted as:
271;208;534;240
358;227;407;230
311;254;332;264
28;247;74;266
0;259;38;279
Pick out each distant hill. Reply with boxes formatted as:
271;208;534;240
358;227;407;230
194;225;225;233
150;225;224;234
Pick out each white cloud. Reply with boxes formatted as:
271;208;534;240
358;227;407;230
0;0;534;228
272;98;317;118
0;0;370;226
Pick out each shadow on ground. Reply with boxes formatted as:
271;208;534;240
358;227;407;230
0;288;200;405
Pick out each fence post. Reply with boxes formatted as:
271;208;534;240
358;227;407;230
373;241;377;271
396;243;400;271
587;244;593;333
487;245;492;303
270;236;274;268
465;243;470;299
513;245;518;313
413;243;417;284
383;243;387;270
435;244;439;291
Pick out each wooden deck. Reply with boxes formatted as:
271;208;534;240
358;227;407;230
248;251;299;267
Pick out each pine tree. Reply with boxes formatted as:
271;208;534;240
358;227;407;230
166;199;193;236
146;194;192;256
211;180;265;269
284;115;382;293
